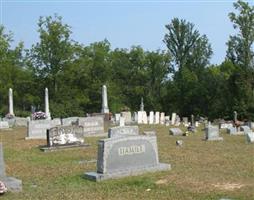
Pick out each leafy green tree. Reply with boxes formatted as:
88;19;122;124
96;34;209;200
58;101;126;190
29;14;75;94
163;18;212;116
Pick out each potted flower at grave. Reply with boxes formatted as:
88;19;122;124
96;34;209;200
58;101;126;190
32;111;46;120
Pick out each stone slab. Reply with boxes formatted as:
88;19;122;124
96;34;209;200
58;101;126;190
84;134;171;181
240;126;251;134
246;132;254;143
40;143;89;152
26;119;61;139
169;128;183;136
108;126;139;138
15;117;28;127
205;125;223;141
0;121;9;129
121;112;132;123
78;116;104;136
85;163;170;181
62;117;78;126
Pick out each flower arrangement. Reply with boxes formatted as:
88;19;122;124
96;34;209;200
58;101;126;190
32;111;46;120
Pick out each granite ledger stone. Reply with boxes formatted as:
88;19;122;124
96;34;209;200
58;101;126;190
85;131;170;181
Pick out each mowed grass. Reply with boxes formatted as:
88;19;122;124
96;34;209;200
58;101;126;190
0;124;253;200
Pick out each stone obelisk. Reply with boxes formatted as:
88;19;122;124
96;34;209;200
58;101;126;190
45;88;51;120
101;85;109;114
9;88;14;116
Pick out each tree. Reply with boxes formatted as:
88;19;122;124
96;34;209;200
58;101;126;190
164;18;212;73
163;18;212;116
29;14;75;94
227;0;254;69
226;0;254;120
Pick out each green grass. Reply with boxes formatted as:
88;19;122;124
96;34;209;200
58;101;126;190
0;125;253;200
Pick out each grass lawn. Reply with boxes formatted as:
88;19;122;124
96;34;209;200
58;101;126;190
0;125;253;200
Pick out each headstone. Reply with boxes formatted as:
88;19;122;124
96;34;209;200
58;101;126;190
85;133;171;181
137;111;147;124
240;126;251;134
149;111;154;124
45;88;51;120
220;123;233;129
0;143;22;192
119;117;125;127
227;127;238;135
171;113;176;125
78;116;104;136
142;112;148;124
62;117;78;126
121;112;132;123
195;121;199;127
246;132;254;143
48;125;84;146
160;112;165;124
15;117;28;127
27;119;61;139
115;113;121;123
134;112;138;122
101;85;109;114
183;117;189;124
205;125;223;141
0;122;9;129
175;115;181;126
8;88;14;116
169;128;183;136
165;116;170;125
108;126;139;138
155;112;160;124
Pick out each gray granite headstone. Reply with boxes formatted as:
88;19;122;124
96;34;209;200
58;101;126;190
121;112;132;123
169;128;183;136
85;134;171;181
62;117;78;126
108;126;139;138
0;121;9;129
227;127;238;135
78;116;104;136
246;132;254;143
27;119;61;139
0;143;22;192
15;117;28;127
2;118;15;128
240;126;251;134
205;125;223;141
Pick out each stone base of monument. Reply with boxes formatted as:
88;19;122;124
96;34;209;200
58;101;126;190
40;144;89;152
0;176;22;192
205;137;224;141
85;163;171;181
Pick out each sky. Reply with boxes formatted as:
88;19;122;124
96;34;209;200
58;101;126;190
1;0;253;64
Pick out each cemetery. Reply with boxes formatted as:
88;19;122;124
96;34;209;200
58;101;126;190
1;0;254;199
0;85;252;199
